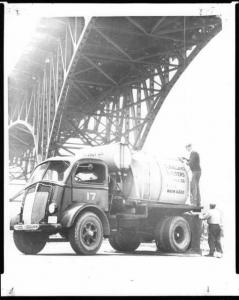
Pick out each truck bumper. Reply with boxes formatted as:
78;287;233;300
13;223;62;232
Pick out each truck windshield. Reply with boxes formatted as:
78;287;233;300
29;161;70;184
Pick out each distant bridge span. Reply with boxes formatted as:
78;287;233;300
8;16;222;179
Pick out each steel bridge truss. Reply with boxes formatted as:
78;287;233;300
8;16;222;180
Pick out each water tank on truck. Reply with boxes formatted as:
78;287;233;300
122;151;190;204
75;143;132;170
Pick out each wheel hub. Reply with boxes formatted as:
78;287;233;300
87;228;94;237
82;222;98;246
174;226;184;243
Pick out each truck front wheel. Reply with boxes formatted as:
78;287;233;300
109;230;140;252
69;212;103;255
13;231;47;254
155;216;191;253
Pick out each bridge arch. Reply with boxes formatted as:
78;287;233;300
9;121;38;179
8;16;222;179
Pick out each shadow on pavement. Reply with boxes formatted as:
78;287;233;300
37;250;202;257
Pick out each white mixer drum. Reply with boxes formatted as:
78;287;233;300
78;143;132;170
125;152;189;204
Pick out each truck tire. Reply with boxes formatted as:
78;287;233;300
155;216;191;253
108;233;121;251
109;230;140;252
154;217;169;252
13;231;47;255
69;212;103;255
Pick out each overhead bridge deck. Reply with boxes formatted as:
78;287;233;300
8;16;222;180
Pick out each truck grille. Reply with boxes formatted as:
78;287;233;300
22;184;52;224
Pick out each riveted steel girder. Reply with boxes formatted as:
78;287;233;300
8;16;222;180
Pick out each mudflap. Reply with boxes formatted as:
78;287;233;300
184;213;202;254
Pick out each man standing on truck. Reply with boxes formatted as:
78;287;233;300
181;143;201;206
199;203;223;258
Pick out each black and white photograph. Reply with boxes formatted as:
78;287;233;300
2;3;237;296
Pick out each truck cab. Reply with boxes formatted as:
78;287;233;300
10;156;111;255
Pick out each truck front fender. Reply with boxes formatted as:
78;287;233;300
61;203;110;237
10;214;21;230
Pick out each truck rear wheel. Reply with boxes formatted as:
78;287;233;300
13;231;47;255
155;216;191;253
154;218;169;251
69;212;103;255
109;230;140;252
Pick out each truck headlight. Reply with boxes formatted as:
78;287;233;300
48;203;57;214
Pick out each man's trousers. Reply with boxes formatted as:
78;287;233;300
191;170;201;206
208;224;223;255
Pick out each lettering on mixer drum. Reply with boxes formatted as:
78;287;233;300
167;189;185;194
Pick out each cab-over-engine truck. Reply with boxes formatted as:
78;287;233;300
10;143;202;255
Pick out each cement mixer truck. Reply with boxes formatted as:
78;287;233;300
10;143;202;255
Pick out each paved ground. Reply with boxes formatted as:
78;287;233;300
2;192;238;296
2;231;239;296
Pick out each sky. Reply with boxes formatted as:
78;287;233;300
5;11;40;75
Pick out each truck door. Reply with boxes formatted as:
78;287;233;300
71;161;109;211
